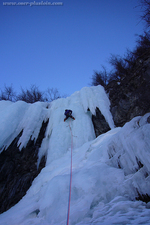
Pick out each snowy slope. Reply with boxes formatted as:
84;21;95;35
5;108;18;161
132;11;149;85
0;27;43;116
0;85;150;225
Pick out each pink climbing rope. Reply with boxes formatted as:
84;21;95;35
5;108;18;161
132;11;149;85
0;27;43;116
66;119;73;225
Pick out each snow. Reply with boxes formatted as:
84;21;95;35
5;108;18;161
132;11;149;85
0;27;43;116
0;101;49;152
0;85;150;225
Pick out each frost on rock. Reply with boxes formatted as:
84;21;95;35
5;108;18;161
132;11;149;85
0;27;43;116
80;85;114;128
0;85;114;156
39;85;114;165
0;101;49;152
107;113;150;200
0;86;150;225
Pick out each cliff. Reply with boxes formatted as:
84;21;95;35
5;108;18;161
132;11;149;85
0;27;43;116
106;54;150;127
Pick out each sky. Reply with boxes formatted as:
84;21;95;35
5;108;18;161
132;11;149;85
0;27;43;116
0;0;145;97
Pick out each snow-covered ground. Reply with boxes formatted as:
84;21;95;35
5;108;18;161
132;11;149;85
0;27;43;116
0;85;150;225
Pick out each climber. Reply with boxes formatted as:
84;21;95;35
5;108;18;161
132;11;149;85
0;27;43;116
64;109;75;122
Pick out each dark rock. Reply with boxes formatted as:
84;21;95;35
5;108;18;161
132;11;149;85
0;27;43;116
147;116;150;123
0;119;49;214
106;57;150;127
92;107;111;137
136;191;150;204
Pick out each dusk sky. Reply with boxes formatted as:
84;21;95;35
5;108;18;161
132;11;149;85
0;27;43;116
0;0;145;97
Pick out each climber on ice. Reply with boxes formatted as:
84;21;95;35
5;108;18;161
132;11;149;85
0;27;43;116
64;109;75;122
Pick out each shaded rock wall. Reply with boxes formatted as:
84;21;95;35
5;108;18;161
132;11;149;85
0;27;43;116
0;119;49;214
106;57;150;127
92;107;111;137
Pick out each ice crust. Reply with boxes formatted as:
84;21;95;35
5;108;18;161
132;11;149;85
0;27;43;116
0;86;150;225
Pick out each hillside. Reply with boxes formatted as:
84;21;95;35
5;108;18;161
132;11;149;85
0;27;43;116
0;85;150;225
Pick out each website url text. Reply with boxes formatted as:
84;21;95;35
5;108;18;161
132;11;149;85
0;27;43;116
3;1;63;6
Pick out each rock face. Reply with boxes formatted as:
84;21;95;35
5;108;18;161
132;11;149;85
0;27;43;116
92;107;111;137
1;58;150;214
0;119;49;214
106;57;150;127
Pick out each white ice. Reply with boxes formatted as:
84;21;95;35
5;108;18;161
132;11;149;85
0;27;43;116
0;85;150;225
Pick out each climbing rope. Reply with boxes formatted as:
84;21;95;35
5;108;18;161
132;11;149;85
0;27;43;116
66;119;73;225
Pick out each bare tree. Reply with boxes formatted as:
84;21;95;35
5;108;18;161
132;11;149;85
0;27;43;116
17;85;44;103
140;0;150;28
44;88;61;102
0;84;64;103
0;84;16;101
109;55;128;81
91;66;108;87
